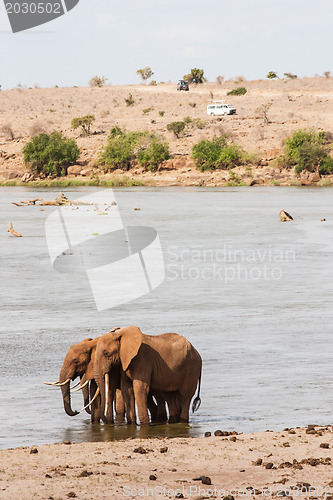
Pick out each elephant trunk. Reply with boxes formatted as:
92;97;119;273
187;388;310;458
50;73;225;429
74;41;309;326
94;372;114;424
60;367;79;417
94;372;107;423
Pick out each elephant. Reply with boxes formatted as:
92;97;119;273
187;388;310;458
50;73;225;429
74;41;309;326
44;336;116;423
57;337;102;422
93;326;202;425
44;333;168;425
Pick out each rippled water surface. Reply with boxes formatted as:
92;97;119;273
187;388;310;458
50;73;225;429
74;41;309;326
1;186;333;449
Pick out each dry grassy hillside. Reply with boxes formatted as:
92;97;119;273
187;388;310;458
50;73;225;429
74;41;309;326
1;77;333;184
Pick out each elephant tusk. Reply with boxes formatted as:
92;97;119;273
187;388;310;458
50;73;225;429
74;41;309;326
70;381;81;390
56;378;71;387
71;379;89;393
80;387;100;412
43;378;71;387
104;372;110;418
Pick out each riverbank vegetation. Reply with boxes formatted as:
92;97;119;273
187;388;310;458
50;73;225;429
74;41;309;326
279;129;333;175
192;135;255;171
1;79;333;186
98;127;170;172
23;132;80;177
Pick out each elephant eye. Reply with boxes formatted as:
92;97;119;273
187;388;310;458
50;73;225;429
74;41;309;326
73;359;78;364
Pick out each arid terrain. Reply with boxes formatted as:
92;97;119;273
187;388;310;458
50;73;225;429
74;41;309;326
1;425;333;499
1;77;333;186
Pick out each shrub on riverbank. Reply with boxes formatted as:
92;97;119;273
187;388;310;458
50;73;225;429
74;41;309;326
23;132;80;177
137;138;171;170
99;127;170;171
282;129;333;175
192;135;250;171
227;87;247;96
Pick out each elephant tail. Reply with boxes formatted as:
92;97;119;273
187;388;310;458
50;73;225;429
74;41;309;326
192;372;202;413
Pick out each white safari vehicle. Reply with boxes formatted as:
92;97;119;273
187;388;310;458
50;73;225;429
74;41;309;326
207;100;236;116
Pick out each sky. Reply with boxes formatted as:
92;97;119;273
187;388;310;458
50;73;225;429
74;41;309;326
0;0;333;89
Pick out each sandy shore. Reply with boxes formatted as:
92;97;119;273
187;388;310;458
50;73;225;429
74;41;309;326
1;425;332;499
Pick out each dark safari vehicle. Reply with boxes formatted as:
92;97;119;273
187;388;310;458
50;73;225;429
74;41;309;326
177;80;189;91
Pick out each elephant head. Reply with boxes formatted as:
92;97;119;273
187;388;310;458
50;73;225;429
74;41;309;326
58;337;99;417
94;326;143;422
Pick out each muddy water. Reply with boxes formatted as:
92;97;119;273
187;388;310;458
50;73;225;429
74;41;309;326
1;186;332;449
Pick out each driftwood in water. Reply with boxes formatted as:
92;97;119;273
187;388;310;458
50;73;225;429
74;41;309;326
280;210;293;222
13;192;110;207
7;221;22;237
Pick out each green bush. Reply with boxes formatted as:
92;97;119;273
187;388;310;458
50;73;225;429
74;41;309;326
137;139;170;171
89;76;108;87
125;93;135;106
167;121;186;138
218;143;243;168
109;125;123;137
319;156;333;175
183;68;206;84
192;136;227;171
142;107;154;115
183;116;205;129
283;129;333;174
267;71;278;79
99;128;170;171
192;135;248;171
71;115;95;135
99;130;143;170
284;73;297;79
227;87;247;96
23;132;80;177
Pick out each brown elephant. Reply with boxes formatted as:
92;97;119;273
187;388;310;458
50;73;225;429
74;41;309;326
44;334;166;425
56;337;102;422
94;326;202;425
44;336;115;423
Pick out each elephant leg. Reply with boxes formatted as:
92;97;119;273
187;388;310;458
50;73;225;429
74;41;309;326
121;374;136;424
165;391;181;423
147;393;158;422
179;390;196;423
179;378;200;423
82;377;91;415
89;380;100;423
152;392;167;423
115;388;126;423
105;375;118;424
132;379;150;425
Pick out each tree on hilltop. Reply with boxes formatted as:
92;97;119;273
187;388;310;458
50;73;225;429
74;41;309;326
137;67;154;83
183;68;206;84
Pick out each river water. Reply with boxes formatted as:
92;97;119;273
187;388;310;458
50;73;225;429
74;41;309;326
1;186;332;449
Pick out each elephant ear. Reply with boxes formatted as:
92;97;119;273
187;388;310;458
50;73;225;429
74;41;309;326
119;326;143;372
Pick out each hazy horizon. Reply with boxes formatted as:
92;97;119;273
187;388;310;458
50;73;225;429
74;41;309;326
1;0;332;90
